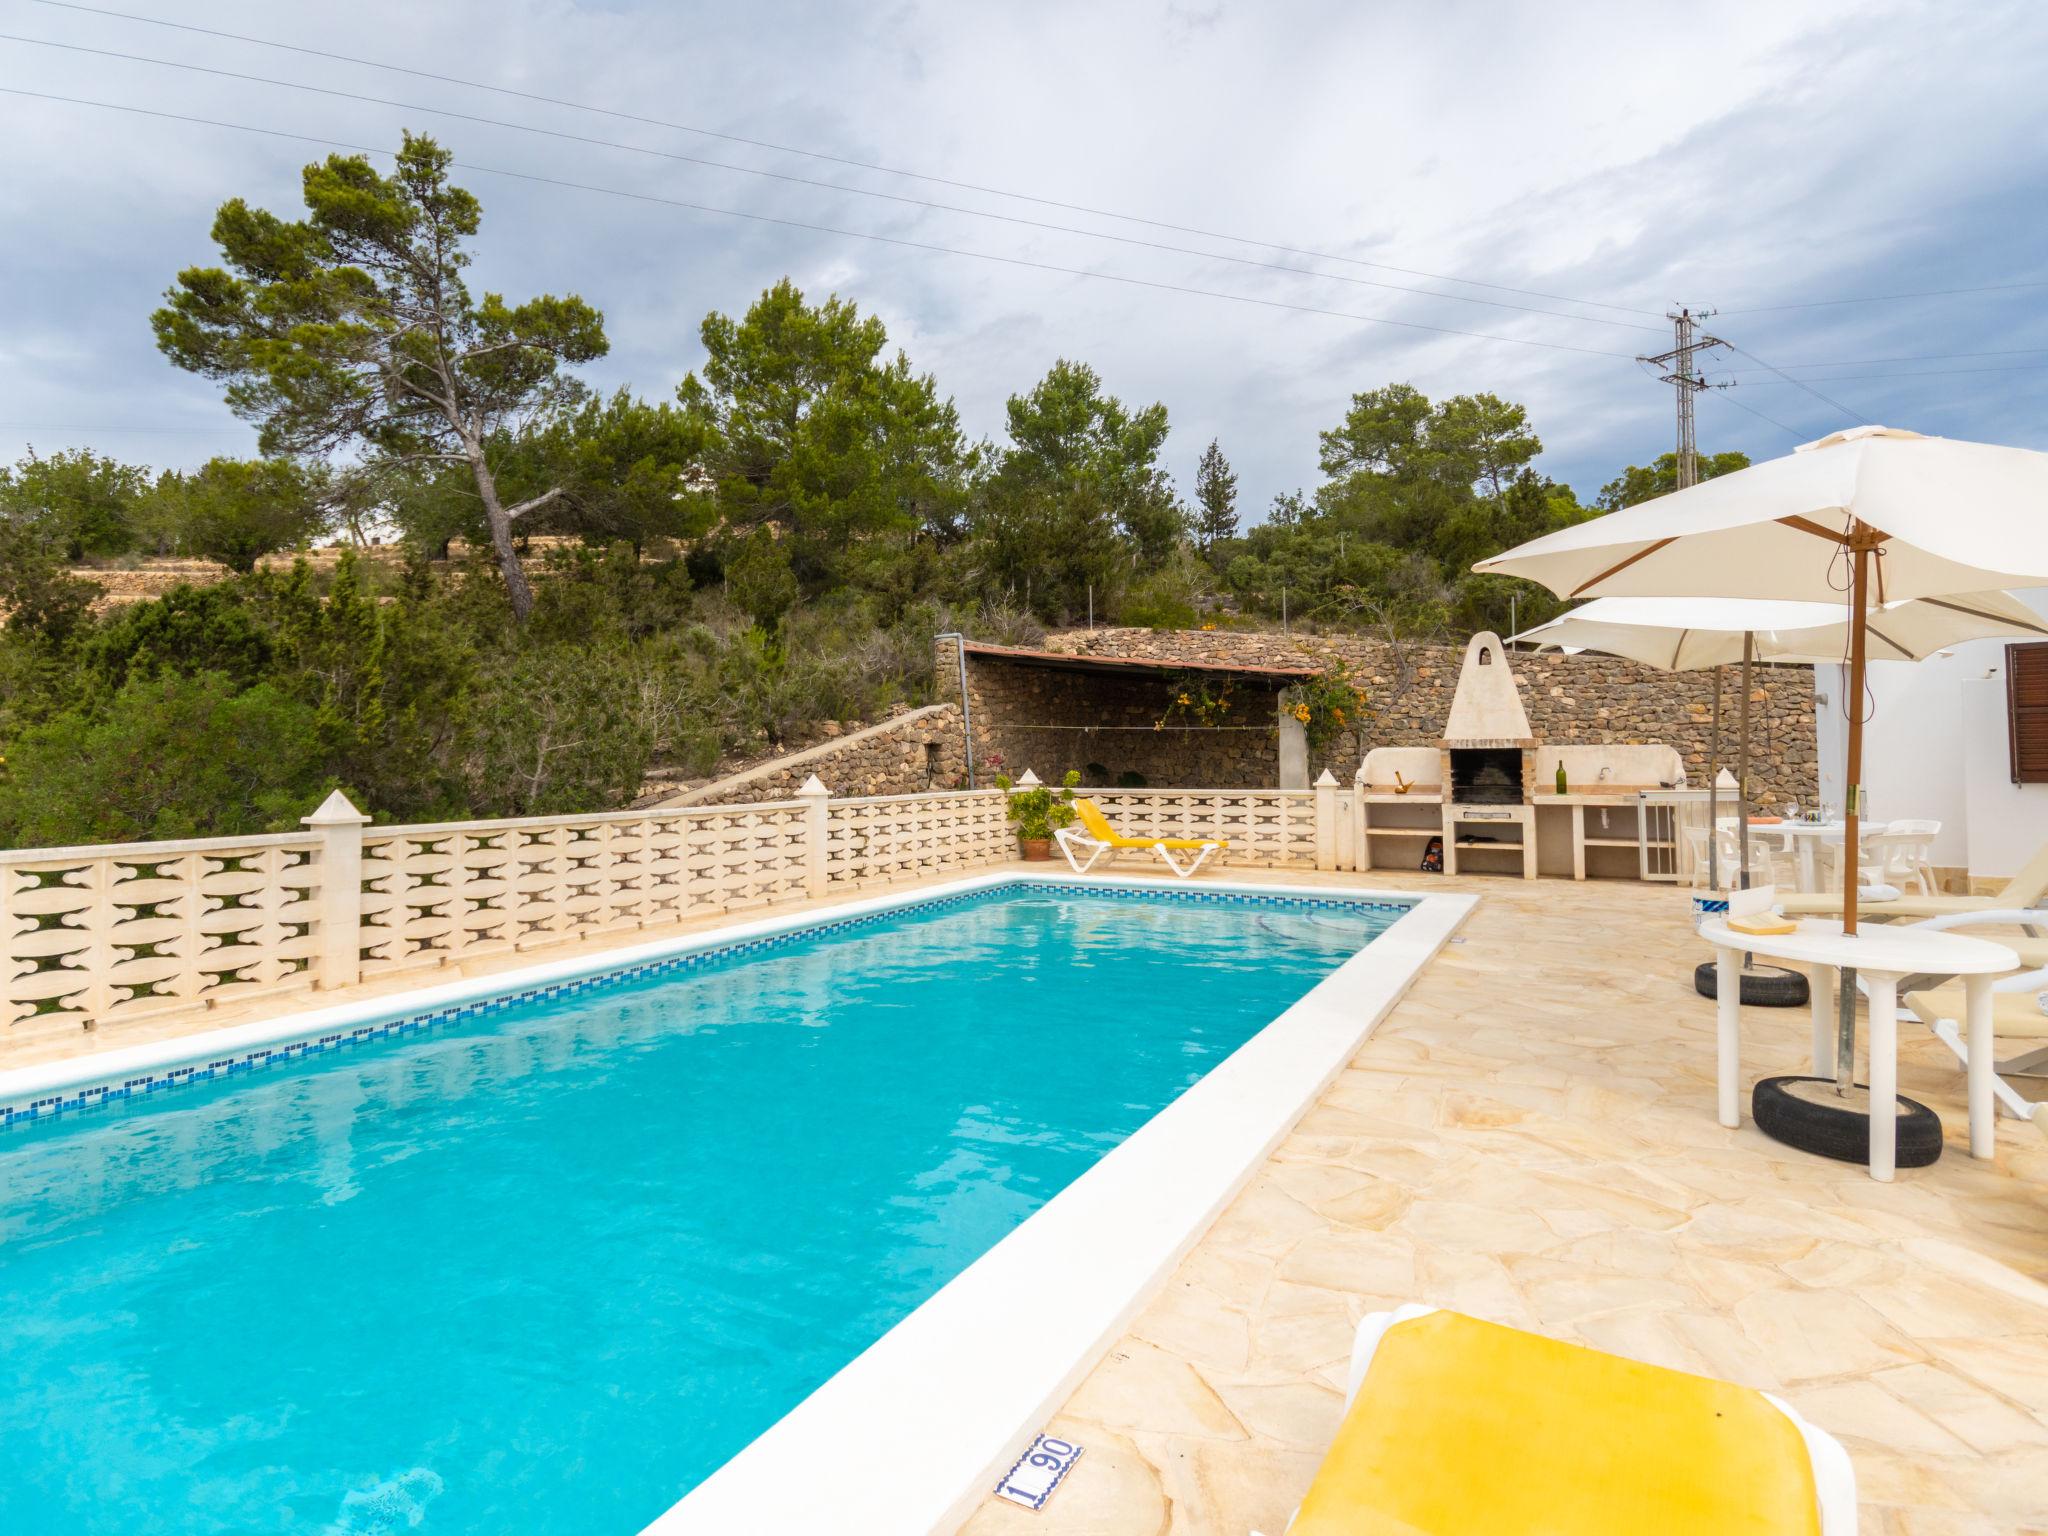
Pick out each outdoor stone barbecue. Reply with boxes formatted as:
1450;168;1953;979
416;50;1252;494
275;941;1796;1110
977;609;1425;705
1354;631;1690;880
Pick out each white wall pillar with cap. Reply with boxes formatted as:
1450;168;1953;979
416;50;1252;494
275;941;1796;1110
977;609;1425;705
796;774;830;898
1314;769;1341;870
302;789;370;991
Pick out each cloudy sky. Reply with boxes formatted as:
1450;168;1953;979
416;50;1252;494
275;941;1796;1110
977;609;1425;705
2;0;2045;517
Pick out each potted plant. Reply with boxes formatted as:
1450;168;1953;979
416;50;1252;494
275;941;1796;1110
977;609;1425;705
995;769;1080;860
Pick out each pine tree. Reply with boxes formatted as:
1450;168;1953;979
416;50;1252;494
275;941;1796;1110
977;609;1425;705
1194;438;1239;557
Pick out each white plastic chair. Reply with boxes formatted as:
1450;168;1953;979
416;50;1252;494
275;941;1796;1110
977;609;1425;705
1807;837;1903;903
1712;821;1799;890
1682;825;1716;888
1870;820;1940;895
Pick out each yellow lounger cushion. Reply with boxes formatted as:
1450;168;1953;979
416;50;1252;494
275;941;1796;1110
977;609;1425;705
1906;982;2048;1039
1776;892;1996;920
1073;799;1226;852
1289;1310;1822;1536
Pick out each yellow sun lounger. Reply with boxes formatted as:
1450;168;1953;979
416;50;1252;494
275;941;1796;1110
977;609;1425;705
1900;910;2048;1140
1054;797;1226;879
1274;1306;1855;1536
1777;838;2048;922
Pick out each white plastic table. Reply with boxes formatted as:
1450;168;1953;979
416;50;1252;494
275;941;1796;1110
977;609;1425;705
1698;918;2016;1179
1771;821;1857;893
1761;823;1843;897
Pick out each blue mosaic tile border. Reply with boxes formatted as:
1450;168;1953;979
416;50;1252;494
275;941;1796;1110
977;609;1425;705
1;880;1411;1131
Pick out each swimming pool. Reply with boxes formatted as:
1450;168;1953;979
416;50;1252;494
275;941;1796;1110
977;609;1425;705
0;878;1443;1536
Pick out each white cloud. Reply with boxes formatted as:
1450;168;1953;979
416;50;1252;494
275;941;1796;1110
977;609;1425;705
1;0;2043;511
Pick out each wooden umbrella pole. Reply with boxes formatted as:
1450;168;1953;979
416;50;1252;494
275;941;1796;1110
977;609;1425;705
1834;534;1872;1097
1738;631;1754;889
1708;664;1722;891
1843;537;1872;937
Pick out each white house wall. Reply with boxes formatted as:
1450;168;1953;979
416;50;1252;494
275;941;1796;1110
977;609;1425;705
1816;589;2048;882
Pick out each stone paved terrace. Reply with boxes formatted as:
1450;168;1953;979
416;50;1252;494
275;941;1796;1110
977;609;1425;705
959;869;2048;1536
6;862;2045;1531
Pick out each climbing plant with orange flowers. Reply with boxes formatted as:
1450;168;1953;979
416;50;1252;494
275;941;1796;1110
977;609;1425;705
1281;662;1372;754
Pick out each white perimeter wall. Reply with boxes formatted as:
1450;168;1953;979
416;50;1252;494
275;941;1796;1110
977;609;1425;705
1816;589;2048;880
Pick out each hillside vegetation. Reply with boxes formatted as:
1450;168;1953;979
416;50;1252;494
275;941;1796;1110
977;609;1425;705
0;133;1738;848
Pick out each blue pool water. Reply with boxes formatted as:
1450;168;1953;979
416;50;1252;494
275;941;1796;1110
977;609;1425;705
0;884;1401;1535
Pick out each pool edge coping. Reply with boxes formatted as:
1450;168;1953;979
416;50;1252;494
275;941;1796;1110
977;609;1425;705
0;873;1418;1121
643;872;1477;1536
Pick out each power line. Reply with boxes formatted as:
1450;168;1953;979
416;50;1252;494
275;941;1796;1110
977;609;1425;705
1718;279;2048;315
1712;362;2048;385
1707;388;1806;440
1716;341;1863;425
21;0;1663;320
0;87;1644;362
1752;347;2048;369
0;30;1664;335
1;423;240;432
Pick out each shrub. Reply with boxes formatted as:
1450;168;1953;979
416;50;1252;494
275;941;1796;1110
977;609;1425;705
457;646;654;817
0;672;328;845
83;582;275;692
0;521;99;648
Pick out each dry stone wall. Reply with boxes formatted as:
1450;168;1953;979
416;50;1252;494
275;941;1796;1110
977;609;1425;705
936;628;1818;806
938;654;1289;789
672;703;968;805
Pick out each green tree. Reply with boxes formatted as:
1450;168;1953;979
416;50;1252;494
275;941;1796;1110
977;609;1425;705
515;388;709;552
153;132;607;620
0;447;153;558
1267;489;1310;527
974;360;1182;618
1193;438;1238;556
1316;383;1435;480
524;539;695;646
1597;449;1751;510
1428;393;1542;499
1314;384;1541;551
1001;360;1179;552
1315;387;1458;553
155;457;329;572
676;279;969;589
1319;386;1549;556
1221;383;1574;637
267;549;477;818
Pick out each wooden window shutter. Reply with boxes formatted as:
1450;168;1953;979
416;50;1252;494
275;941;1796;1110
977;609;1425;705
2008;643;2048;783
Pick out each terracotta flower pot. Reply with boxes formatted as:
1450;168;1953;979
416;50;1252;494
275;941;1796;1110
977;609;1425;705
1018;838;1053;861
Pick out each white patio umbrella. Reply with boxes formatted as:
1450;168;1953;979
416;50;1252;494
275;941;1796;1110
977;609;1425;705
1511;590;2048;888
1477;426;2048;935
1511;591;2048;672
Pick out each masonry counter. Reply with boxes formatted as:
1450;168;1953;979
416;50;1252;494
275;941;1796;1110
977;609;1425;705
1356;785;1693;881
